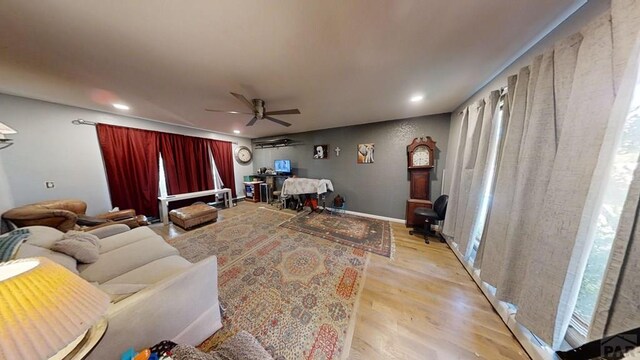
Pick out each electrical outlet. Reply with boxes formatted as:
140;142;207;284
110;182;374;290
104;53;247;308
45;181;55;189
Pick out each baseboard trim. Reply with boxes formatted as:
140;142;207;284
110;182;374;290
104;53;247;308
444;238;558;360
320;207;405;224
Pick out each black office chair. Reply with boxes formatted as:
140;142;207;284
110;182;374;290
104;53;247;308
409;194;448;244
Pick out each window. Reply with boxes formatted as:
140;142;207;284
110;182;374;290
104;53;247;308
158;148;223;199
571;69;640;335
158;154;169;198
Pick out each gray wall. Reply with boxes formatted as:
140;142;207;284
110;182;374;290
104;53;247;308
0;156;14;213
252;113;450;220
443;0;611;192
0;93;253;215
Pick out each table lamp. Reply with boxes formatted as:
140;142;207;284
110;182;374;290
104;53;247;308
0;257;110;360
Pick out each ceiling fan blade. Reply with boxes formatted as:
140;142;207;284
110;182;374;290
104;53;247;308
265;116;292;127
246;116;258;126
264;109;301;116
230;92;256;112
205;109;253;115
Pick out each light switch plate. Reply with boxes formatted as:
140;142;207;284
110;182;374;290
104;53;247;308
45;181;55;189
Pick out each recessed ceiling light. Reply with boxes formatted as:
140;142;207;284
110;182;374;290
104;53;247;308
410;95;424;102
229;111;239;114
112;103;130;110
233;130;241;134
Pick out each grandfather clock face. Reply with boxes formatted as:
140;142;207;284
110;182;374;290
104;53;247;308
412;145;430;167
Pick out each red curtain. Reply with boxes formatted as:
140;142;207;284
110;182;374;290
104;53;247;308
209;140;237;197
96;124;160;217
159;133;214;195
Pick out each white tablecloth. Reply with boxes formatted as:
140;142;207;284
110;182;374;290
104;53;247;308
281;178;334;196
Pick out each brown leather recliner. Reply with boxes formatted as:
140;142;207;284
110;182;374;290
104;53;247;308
2;199;148;232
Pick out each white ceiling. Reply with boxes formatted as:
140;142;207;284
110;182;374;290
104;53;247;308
0;0;582;138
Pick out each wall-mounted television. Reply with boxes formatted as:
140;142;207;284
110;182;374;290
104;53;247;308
274;159;291;174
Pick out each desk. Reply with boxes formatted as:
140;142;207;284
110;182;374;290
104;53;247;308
281;178;333;196
243;181;263;203
158;188;232;225
281;178;334;211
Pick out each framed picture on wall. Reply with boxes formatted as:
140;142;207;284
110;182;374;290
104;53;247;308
313;144;328;159
357;143;374;163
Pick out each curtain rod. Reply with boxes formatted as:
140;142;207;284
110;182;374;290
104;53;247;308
71;118;239;145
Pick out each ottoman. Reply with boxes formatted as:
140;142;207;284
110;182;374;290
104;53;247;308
169;203;218;230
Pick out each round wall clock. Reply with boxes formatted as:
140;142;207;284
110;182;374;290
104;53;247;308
234;146;253;164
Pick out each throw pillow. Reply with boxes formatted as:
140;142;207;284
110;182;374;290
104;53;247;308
52;231;101;263
171;345;215;360
171;331;273;360
214;331;274;360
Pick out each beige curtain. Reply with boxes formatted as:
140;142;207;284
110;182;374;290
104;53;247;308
476;1;640;347
494;41;576;306
444;93;500;253
445;0;640;349
442;110;469;238
589;156;640;338
588;8;640;339
456;91;500;255
445;100;484;239
479;67;533;282
474;77;515;269
451;101;484;249
515;13;615;347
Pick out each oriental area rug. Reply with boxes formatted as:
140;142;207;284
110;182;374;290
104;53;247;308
168;207;369;360
280;211;394;258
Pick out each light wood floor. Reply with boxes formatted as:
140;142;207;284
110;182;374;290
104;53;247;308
151;201;529;360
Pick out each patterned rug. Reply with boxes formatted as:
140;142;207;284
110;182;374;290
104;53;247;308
280;211;394;258
167;207;293;267
170;207;369;360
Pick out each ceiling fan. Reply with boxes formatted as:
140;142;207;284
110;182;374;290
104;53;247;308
206;92;300;127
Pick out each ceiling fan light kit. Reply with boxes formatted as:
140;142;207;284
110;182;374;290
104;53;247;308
206;92;300;128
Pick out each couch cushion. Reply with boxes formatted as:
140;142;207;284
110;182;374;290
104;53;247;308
103;255;191;286
98;226;158;254
15;244;78;274
78;236;179;284
22;226;64;249
97;256;191;303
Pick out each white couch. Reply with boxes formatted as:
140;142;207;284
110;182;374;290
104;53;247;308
14;225;222;359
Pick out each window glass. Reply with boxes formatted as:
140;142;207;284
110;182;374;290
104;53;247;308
573;78;640;325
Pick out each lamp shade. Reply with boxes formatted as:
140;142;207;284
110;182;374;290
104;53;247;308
0;257;110;360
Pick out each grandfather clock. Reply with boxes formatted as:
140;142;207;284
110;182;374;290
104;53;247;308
406;136;436;227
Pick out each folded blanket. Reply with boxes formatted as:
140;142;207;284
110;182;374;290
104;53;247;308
0;229;30;261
